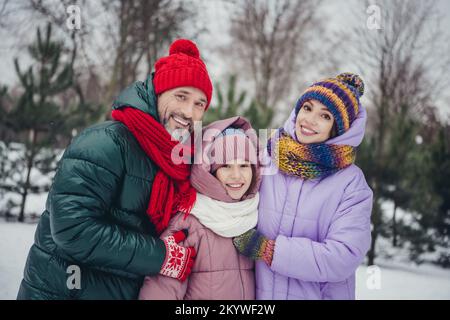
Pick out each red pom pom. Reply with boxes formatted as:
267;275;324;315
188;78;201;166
169;39;200;58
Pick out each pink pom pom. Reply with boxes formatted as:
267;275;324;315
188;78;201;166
169;39;200;58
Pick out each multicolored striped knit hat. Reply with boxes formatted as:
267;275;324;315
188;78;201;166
295;72;365;136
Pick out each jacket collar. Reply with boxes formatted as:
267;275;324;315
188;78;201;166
112;74;159;121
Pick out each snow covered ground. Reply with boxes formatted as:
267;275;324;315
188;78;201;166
356;261;450;299
0;221;37;300
1;220;449;300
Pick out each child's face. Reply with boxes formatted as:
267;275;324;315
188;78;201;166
295;99;335;144
215;160;253;200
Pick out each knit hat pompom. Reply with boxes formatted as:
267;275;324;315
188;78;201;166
336;72;365;97
169;39;200;59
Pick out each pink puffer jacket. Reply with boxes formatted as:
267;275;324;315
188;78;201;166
139;213;255;300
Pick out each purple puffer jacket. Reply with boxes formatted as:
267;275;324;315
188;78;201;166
256;106;373;300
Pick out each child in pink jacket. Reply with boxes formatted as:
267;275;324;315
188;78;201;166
139;116;261;300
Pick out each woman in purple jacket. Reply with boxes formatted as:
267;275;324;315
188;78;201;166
233;73;373;300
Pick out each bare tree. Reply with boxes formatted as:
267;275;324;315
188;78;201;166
0;0;205;122
0;0;103;110
225;0;323;117
104;0;197;101
0;0;11;28
350;0;450;265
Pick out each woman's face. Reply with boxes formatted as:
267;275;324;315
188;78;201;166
295;99;335;144
215;160;253;200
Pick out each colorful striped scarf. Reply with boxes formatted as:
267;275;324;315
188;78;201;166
268;128;356;180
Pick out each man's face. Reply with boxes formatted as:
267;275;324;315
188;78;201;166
157;86;207;141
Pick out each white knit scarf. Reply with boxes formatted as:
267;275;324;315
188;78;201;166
189;192;259;238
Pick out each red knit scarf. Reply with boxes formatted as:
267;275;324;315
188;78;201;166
111;107;196;235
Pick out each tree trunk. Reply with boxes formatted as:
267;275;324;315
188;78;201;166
392;200;398;247
368;189;381;266
368;228;378;266
18;129;36;222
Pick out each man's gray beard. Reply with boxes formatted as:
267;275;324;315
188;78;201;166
164;121;191;143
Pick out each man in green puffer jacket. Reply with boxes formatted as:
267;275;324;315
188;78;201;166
17;39;213;300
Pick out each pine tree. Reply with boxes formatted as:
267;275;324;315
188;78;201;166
1;23;103;222
243;99;274;132
386;107;441;262
429;123;450;267
203;75;247;125
358;103;446;266
204;74;274;132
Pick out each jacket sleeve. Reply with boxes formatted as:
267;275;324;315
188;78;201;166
48;126;166;276
138;214;200;300
270;185;373;283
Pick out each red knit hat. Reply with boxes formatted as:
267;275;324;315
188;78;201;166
153;39;213;109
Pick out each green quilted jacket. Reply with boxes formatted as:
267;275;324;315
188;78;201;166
17;76;167;300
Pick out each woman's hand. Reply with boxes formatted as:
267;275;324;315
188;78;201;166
233;228;275;266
